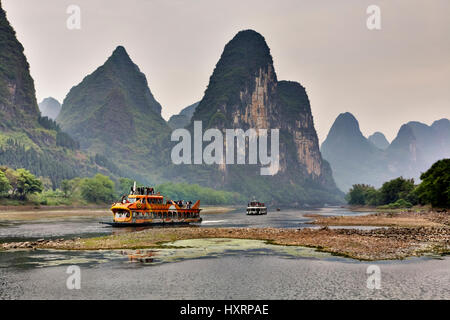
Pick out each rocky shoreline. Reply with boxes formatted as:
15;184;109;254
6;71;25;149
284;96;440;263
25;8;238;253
2;224;449;261
1;210;449;261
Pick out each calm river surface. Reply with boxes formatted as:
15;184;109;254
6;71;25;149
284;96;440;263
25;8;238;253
0;207;449;300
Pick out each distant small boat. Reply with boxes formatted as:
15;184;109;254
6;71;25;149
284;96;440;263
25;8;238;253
276;208;281;211
246;200;267;215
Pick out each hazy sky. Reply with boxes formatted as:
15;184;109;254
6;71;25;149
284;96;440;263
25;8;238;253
3;0;449;142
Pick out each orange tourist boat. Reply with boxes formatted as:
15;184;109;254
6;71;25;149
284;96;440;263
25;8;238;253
101;185;202;227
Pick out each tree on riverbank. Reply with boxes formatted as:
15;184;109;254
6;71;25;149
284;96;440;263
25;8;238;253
0;170;11;194
79;174;116;204
416;159;450;208
15;169;43;200
346;159;450;208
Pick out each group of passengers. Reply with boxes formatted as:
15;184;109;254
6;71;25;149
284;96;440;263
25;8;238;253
130;186;155;195
171;200;193;209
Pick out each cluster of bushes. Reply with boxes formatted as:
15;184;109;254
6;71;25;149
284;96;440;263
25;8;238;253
346;159;450;208
116;178;244;205
0;166;115;205
1;166;244;206
0;166;43;200
156;182;244;205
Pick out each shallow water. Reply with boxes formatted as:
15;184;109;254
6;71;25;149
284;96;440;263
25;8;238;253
0;207;449;300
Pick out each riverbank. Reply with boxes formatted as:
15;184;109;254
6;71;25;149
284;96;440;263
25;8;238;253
1;222;448;261
306;211;449;228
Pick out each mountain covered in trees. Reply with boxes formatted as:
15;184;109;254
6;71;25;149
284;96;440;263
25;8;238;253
170;30;342;205
321;112;450;191
38;97;61;120
56;46;172;183
168;101;199;129
0;3;116;187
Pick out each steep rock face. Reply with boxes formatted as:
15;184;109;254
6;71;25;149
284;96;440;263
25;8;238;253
368;132;389;150
277;81;324;177
0;4;39;128
38;97;61;120
57;46;172;183
185;30;341;205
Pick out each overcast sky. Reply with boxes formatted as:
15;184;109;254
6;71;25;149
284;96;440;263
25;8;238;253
3;0;449;142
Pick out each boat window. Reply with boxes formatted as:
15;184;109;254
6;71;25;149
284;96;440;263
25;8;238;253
127;198;136;204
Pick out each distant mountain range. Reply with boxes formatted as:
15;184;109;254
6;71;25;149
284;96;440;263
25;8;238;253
55;29;343;205
168;102;199;129
321;112;450;191
38;97;61;120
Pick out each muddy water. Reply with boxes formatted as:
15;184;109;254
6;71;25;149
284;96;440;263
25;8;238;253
0;207;449;299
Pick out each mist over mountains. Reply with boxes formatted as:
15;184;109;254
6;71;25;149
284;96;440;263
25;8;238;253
321;112;450;192
1;0;447;205
38;97;61;120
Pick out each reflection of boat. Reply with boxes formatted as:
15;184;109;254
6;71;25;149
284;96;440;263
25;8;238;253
101;184;202;227
126;249;155;263
246;200;267;215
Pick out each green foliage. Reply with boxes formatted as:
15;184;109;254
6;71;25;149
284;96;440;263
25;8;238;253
346;160;450;208
416;159;450;208
346;184;379;205
29;189;72;206
15;168;43;199
117;177;138;197
38;116;60;131
346;177;416;207
0;140;78;187
56;131;79;150
0;5;41;124
93;154;121;176
379;177;415;205
156;182;244;205
79;174;116;204
379;199;413;209
0;169;11;194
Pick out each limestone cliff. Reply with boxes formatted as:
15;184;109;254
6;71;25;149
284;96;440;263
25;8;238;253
185;30;341;205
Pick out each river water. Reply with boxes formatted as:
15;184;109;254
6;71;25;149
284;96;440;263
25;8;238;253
0;207;449;299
